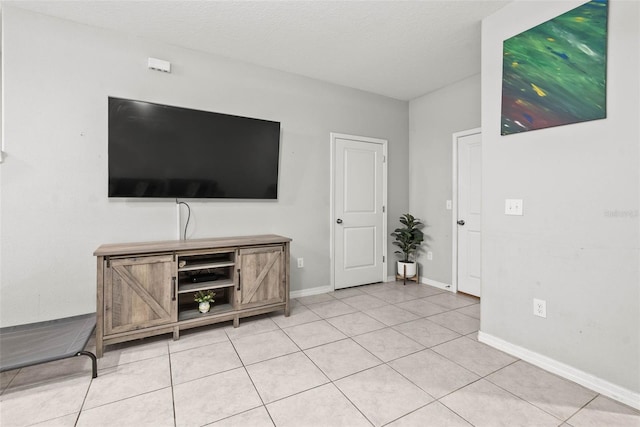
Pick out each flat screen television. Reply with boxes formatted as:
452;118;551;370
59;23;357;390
108;97;280;199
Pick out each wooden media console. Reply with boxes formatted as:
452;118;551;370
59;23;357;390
94;234;291;357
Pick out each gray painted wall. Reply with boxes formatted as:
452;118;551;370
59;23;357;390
408;75;481;285
481;0;639;394
0;7;409;326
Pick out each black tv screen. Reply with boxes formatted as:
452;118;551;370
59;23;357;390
108;97;280;199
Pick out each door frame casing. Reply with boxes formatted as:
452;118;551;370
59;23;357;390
330;132;388;291
451;127;481;294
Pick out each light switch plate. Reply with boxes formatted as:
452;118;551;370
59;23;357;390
446;200;452;210
505;199;523;215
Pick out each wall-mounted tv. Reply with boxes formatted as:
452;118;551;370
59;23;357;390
108;97;280;199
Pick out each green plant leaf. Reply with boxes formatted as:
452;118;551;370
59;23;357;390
390;213;426;262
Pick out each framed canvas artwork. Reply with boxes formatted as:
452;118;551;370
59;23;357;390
501;0;608;135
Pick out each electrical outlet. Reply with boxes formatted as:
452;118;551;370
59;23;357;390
505;199;524;215
533;298;547;318
427;251;433;260
297;258;304;268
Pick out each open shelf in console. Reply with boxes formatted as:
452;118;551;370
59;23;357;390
178;304;234;321
177;251;235;294
178;252;235;272
177;286;233;321
177;280;234;294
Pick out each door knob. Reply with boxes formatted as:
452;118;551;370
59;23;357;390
336;218;343;224
457;220;465;226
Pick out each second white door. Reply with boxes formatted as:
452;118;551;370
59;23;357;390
333;134;386;290
456;130;482;297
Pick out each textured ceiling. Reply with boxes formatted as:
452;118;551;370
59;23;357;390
4;0;511;100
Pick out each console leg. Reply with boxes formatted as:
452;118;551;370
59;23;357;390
96;337;103;359
233;316;239;328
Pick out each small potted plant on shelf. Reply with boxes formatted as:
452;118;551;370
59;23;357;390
391;213;424;278
194;290;215;314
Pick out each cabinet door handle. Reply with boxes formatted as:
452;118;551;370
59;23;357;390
237;269;241;291
172;277;176;301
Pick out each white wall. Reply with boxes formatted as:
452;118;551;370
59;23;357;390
0;7;409;326
408;75;481;285
481;0;639;402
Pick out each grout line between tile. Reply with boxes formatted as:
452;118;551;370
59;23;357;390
380;401;434;426
0;370;19;396
565;394;600;424
167;347;177;427
436;394;478;427
331;381;377;427
479;370;567;424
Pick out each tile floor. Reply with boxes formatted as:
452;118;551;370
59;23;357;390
1;281;639;426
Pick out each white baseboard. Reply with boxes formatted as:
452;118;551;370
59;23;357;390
289;285;333;299
478;331;640;410
420;277;453;292
386;276;453;293
294;277;452;299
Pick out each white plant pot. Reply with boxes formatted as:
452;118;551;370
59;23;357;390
198;301;211;313
397;261;416;278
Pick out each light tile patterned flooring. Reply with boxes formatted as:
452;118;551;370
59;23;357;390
1;281;639;426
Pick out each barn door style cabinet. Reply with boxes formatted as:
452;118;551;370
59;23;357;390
236;246;286;309
95;235;291;357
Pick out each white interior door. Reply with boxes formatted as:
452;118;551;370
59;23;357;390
333;134;386;290
456;130;482;297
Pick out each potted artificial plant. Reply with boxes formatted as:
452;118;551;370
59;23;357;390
194;290;215;313
391;213;424;278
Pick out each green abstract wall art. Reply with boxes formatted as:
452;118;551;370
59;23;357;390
501;0;608;135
